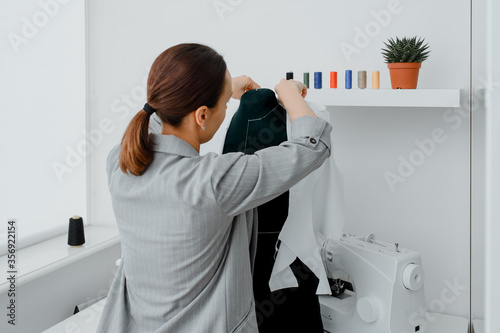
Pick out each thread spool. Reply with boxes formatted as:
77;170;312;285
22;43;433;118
345;70;352;89
303;72;310;88
330;71;337;88
358;71;367;89
68;215;85;246
372;71;380;89
286;72;294;80
314;72;322;89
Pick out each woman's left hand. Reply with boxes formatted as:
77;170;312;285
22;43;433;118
232;75;261;100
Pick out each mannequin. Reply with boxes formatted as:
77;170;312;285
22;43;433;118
223;88;323;332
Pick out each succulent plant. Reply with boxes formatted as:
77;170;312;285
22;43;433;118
382;36;430;63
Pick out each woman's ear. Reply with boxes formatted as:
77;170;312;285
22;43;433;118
194;106;210;129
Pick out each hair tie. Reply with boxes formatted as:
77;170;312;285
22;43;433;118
143;103;156;116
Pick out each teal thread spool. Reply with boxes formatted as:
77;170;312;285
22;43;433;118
303;72;310;88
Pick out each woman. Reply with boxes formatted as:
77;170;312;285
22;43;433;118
96;43;332;332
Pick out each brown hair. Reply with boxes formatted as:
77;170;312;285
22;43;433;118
119;43;227;175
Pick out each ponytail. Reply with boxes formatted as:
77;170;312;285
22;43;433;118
119;109;154;175
118;43;227;176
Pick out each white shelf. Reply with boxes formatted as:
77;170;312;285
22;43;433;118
0;225;120;294
305;89;460;108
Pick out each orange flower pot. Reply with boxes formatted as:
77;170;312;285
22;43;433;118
387;62;422;89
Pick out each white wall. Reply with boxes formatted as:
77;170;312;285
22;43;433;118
484;0;500;331
0;0;87;251
472;0;487;329
89;0;471;318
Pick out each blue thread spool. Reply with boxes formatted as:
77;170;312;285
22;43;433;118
314;72;322;89
345;70;352;89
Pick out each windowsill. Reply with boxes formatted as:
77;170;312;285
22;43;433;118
0;225;120;294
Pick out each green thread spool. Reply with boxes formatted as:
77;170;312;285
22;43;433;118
303;72;310;88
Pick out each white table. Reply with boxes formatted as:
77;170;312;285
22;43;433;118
43;297;469;333
425;312;469;333
43;298;107;333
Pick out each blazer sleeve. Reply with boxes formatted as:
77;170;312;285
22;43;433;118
210;115;332;217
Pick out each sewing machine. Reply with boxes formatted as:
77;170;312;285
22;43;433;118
319;233;427;333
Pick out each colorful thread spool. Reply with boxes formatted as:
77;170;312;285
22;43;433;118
345;70;352;89
286;72;294;80
314;72;322;89
372;71;380;89
303;72;310;88
330;72;337;88
358;71;367;89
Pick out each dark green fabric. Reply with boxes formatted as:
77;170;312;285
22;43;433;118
222;88;323;333
223;88;288;233
223;88;287;155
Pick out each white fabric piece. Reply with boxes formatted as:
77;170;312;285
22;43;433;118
269;101;345;295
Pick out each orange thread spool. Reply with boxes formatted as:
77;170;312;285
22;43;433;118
330;71;337;88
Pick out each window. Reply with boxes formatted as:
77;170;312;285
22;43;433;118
0;0;86;254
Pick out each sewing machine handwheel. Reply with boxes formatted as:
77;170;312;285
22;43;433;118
403;263;425;291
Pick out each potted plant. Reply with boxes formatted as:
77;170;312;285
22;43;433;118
382;36;430;89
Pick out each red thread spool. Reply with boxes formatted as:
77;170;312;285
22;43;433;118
330;72;337;88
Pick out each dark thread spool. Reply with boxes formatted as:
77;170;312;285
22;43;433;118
68;215;85;246
286;72;294;80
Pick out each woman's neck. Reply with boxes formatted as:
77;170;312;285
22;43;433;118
161;122;201;153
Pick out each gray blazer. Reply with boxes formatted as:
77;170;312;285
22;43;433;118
96;116;332;332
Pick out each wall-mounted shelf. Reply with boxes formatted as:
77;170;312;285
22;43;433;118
305;89;460;108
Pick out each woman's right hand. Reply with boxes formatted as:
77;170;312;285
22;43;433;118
275;79;307;103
